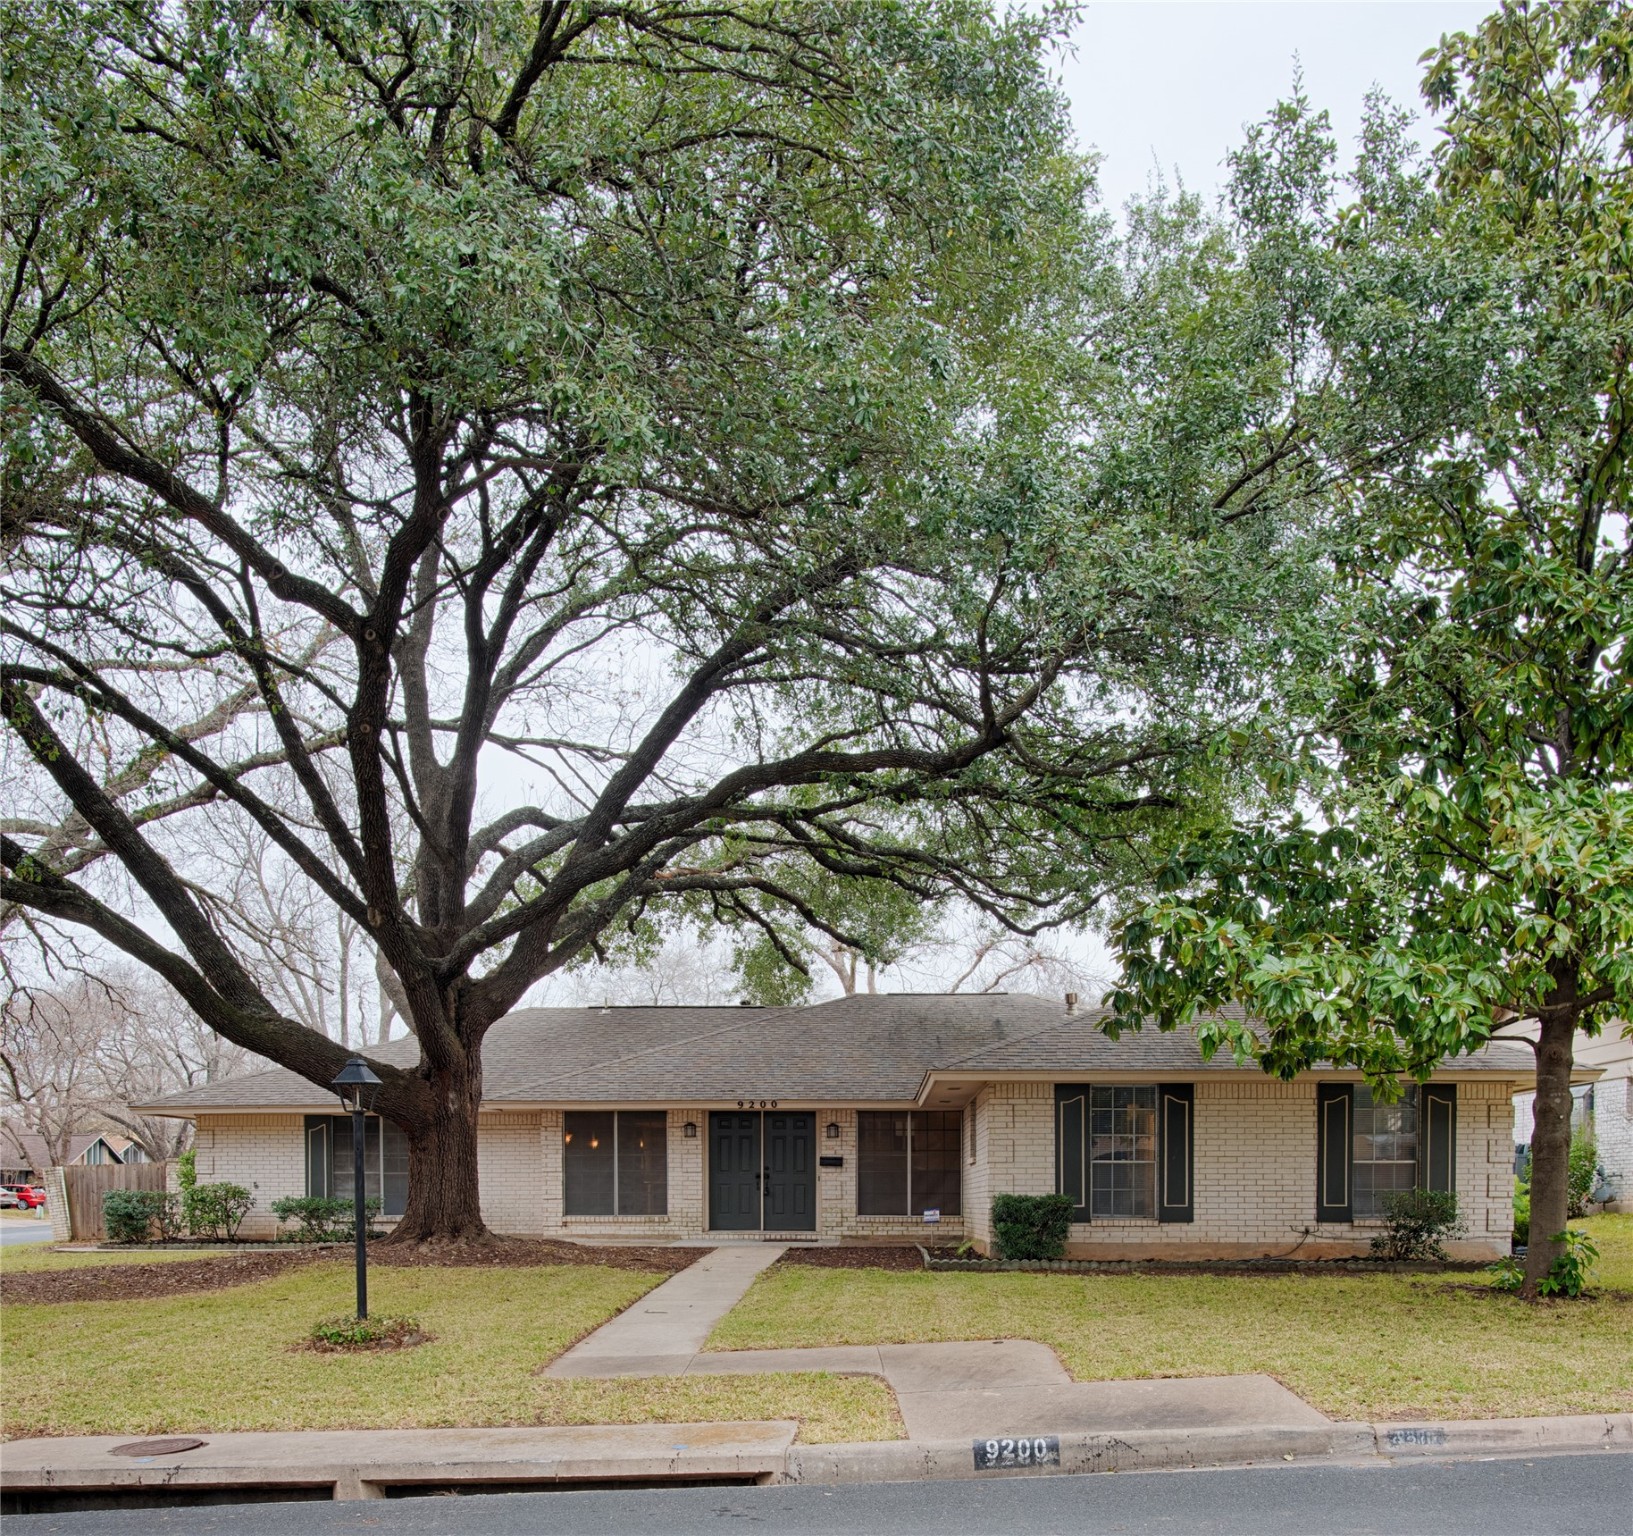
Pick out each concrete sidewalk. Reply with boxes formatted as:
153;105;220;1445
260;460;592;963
544;1244;785;1378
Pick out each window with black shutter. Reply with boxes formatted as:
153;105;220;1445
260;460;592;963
1158;1084;1194;1223
1419;1084;1456;1194
1315;1084;1353;1223
302;1114;410;1216
1316;1082;1457;1223
1056;1083;1193;1223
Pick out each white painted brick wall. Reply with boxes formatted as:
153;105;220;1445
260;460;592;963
196;1078;1517;1254
194;1114;306;1240
973;1079;1513;1259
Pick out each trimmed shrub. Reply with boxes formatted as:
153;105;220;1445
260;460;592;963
104;1188;160;1243
1369;1188;1467;1261
184;1181;253;1240
990;1194;1074;1261
270;1195;380;1242
1512;1183;1530;1246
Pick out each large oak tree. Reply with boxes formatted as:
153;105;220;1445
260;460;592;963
5;1;1391;1240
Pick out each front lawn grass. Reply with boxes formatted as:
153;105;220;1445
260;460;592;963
708;1216;1633;1423
2;1260;898;1444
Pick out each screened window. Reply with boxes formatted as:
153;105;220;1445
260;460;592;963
303;1115;410;1217
856;1111;962;1216
1352;1085;1418;1220
564;1111;667;1216
1088;1085;1157;1218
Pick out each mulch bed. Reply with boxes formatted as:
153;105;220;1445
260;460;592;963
1;1237;697;1305
0;1249;326;1305
369;1236;699;1275
775;1245;957;1271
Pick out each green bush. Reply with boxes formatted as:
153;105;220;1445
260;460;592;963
1512;1183;1530;1246
1368;1188;1467;1261
270;1195;380;1242
177;1146;197;1191
990;1194;1074;1261
103;1189;160;1243
1567;1130;1600;1218
184;1181;253;1240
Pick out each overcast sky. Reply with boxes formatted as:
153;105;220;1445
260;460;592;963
1057;2;1491;212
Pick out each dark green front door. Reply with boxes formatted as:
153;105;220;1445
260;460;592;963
708;1111;817;1232
764;1112;816;1231
709;1112;761;1230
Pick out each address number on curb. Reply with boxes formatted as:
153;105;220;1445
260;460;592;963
972;1436;1060;1471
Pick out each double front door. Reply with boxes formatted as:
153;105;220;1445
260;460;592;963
708;1111;816;1232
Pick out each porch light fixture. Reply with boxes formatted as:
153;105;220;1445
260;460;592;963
683;1122;698;1139
825;1122;840;1140
329;1057;382;1321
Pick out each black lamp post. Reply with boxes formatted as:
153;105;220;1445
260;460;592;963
330;1056;382;1320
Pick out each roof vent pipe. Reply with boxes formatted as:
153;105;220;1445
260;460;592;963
1065;992;1078;1013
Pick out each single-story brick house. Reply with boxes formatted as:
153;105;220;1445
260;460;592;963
137;993;1553;1258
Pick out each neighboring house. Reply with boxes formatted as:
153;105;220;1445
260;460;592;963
0;1127;126;1184
135;994;1561;1259
1513;1026;1631;1212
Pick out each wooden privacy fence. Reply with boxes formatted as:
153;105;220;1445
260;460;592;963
57;1162;169;1241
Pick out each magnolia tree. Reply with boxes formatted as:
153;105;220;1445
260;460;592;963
1111;1;1633;1295
5;2;1414;1241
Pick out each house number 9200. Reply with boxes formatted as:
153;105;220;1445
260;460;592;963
972;1436;1060;1471
735;1099;778;1109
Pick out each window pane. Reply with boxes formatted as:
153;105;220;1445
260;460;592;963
858;1112;909;1214
1088;1087;1156;1218
911;1111;962;1216
381;1120;410;1217
617;1111;668;1216
329;1116;381;1205
1352;1086;1418;1218
564;1111;616;1215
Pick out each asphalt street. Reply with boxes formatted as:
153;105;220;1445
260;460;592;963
0;1217;53;1245
5;1451;1628;1536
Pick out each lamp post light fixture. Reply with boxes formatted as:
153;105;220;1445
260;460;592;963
330;1057;382;1320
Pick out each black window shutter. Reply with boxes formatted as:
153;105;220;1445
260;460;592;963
1316;1084;1353;1223
1055;1086;1088;1221
304;1115;331;1199
1157;1084;1194;1223
1419;1084;1457;1193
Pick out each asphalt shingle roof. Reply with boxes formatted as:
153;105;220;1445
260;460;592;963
136;994;1536;1116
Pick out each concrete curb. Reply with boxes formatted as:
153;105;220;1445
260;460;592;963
4;1414;1629;1508
781;1414;1633;1486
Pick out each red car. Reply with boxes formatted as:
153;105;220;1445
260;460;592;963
2;1184;46;1209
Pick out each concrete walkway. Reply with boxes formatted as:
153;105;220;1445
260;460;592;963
554;1325;1324;1441
546;1245;786;1378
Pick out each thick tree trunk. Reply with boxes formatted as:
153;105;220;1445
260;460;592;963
1522;1003;1577;1297
385;1059;491;1245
